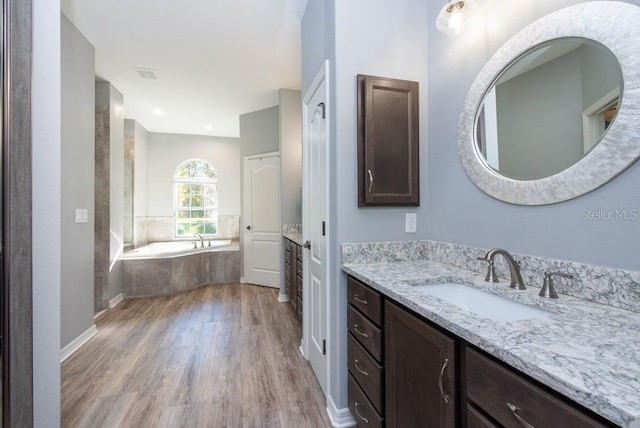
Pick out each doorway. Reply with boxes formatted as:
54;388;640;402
242;152;282;288
302;62;330;395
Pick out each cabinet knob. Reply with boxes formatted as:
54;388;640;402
246;225;251;230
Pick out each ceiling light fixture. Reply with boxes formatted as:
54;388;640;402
436;0;473;36
205;125;213;131
152;108;163;116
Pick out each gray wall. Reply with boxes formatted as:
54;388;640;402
426;0;640;272
239;106;280;156
496;49;583;180
61;15;96;348
582;43;621;110
33;0;62;425
279;88;303;225
302;0;429;412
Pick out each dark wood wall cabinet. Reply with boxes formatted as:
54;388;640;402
357;74;419;207
345;275;616;428
284;238;303;324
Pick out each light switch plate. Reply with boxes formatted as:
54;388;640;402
405;213;417;233
75;208;88;224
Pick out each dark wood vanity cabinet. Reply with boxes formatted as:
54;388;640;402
385;300;457;428
345;275;617;428
284;238;303;324
464;347;614;428
347;276;385;427
357;74;419;207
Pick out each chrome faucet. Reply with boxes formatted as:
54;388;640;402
477;248;526;290
194;233;204;248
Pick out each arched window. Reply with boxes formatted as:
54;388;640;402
174;159;218;237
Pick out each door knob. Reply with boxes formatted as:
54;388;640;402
303;240;311;249
246;225;251;230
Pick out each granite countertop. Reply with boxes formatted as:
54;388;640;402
342;259;640;427
283;232;304;247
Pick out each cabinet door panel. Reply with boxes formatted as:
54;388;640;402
357;74;419;206
385;301;456;428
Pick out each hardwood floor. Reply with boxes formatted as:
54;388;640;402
61;283;331;428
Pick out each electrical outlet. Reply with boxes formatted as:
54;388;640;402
405;213;417;233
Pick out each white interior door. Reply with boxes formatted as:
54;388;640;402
303;71;328;394
243;152;281;288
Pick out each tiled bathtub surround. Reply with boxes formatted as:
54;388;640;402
123;242;240;297
341;240;640;314
134;215;241;246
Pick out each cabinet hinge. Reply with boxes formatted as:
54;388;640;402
322;339;326;355
322;221;326;236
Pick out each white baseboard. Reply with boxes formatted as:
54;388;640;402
60;324;98;363
327;395;356;427
240;276;247;283
278;292;290;302
109;293;124;308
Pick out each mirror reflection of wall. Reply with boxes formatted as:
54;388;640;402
476;38;622;181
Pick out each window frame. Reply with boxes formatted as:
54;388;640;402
173;158;219;238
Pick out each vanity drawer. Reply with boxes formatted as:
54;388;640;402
467;405;498;428
348;305;383;361
347;276;383;326
349;374;384;428
466;347;612;428
348;333;384;414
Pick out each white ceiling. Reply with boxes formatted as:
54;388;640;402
61;0;307;138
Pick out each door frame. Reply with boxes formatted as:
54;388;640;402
241;151;282;287
302;60;331;390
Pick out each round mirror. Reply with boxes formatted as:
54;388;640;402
458;1;640;205
475;38;622;181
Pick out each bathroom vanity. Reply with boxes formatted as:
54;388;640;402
342;248;640;427
283;228;304;325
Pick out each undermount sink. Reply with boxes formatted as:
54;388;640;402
414;282;551;322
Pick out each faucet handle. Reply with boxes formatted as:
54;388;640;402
477;257;499;283
540;271;573;298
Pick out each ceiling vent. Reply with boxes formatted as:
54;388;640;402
133;67;158;80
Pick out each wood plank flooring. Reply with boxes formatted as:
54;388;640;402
61;283;331;428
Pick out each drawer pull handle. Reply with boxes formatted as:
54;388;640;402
354;401;369;424
354;294;368;305
354;359;369;376
438;358;450;404
353;324;369;338
507;403;534;428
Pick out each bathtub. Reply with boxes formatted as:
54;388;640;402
123;239;233;259
122;240;240;297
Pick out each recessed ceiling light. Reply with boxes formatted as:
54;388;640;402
152;108;163;115
205;125;213;130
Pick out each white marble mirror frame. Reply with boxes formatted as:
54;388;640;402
458;1;640;205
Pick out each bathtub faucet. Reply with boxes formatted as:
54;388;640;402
194;233;204;248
